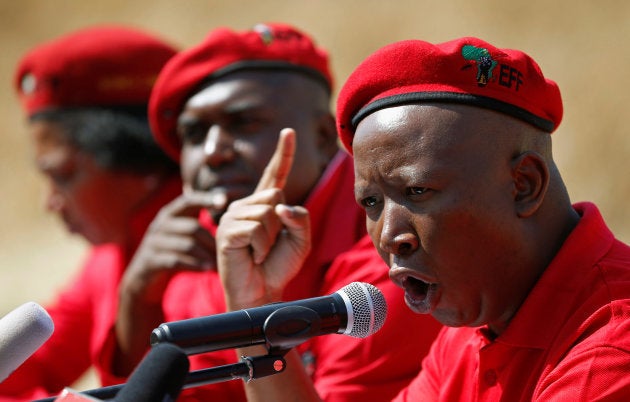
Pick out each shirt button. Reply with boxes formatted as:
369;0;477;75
484;369;498;386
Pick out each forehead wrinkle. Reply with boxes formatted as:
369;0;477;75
356;143;434;189
355;116;469;193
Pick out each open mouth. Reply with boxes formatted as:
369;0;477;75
401;275;437;314
404;276;429;299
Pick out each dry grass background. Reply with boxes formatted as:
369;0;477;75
0;0;629;390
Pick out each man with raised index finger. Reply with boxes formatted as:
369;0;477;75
113;23;442;401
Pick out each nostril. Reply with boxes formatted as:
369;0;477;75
397;242;412;255
393;232;418;256
380;232;418;256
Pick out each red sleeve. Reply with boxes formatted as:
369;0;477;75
309;236;443;402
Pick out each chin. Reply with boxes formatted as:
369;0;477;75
431;308;476;328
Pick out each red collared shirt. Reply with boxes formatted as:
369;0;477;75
394;202;630;401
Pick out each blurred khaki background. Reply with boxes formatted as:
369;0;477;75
1;0;629;391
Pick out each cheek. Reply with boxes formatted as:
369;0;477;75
58;174;93;205
366;219;391;266
180;147;205;184
431;209;506;281
81;176;117;207
235;139;270;175
62;181;109;225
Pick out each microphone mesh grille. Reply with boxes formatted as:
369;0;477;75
340;282;387;338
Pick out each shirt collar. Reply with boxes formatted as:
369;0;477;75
494;202;615;349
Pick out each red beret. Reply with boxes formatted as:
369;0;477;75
14;25;177;116
336;37;563;153
149;22;332;161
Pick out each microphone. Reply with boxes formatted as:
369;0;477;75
0;301;54;382
151;281;387;354
112;342;189;402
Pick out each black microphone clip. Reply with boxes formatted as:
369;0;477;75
263;305;323;351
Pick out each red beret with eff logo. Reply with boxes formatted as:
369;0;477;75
336;37;563;153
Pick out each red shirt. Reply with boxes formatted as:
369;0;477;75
0;177;182;401
393;202;630;401
144;152;442;402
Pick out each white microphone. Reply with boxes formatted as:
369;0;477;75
0;301;54;382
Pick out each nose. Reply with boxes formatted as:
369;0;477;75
378;201;419;256
203;124;236;167
44;185;65;213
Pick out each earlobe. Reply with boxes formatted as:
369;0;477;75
511;151;549;218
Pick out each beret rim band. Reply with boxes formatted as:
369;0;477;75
203;60;332;93
351;91;555;133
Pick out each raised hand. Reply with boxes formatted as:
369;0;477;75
114;192;220;375
121;193;219;302
216;128;312;310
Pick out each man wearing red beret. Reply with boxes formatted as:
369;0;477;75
225;36;630;400
114;23;442;401
0;26;180;400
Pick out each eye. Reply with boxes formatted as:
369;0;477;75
47;169;75;187
360;195;379;208
177;122;207;145
407;187;428;196
229;113;267;134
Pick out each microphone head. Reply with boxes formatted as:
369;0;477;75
113;342;189;402
336;282;387;338
0;301;54;382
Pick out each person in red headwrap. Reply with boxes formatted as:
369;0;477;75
0;26;180;400
222;36;630;400
111;23;442;402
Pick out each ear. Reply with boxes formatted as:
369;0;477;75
315;112;340;160
511;151;549;218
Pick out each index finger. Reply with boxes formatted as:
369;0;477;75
255;128;296;193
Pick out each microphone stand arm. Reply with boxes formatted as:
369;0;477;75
183;350;288;388
32;351;289;402
184;304;325;388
